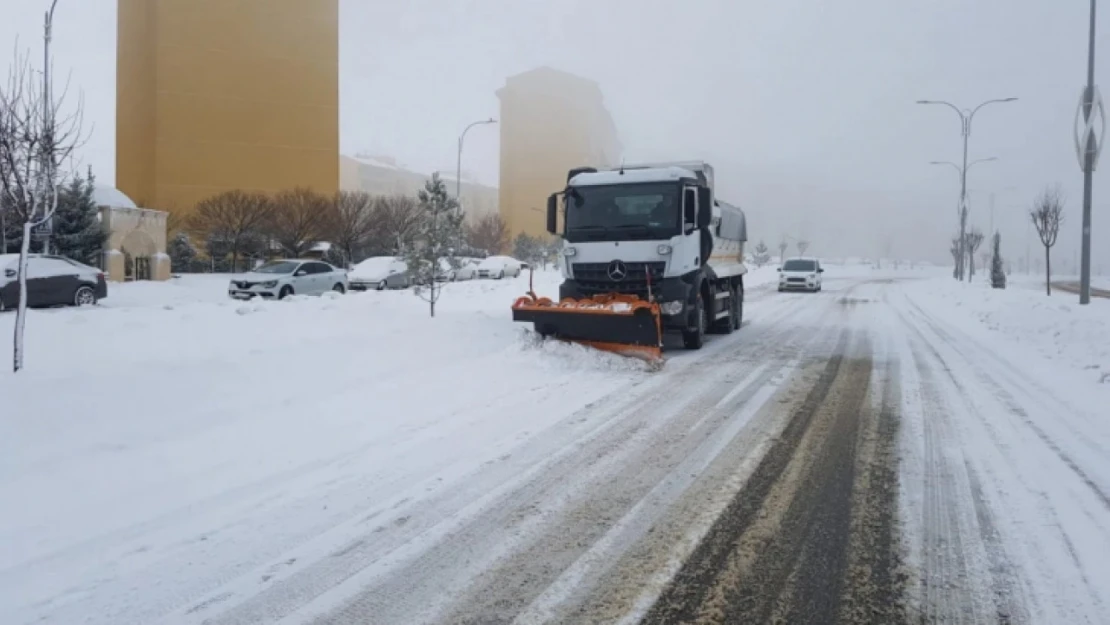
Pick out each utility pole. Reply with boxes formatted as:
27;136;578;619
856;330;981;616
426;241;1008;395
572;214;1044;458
40;0;59;255
1075;0;1103;304
918;97;1017;281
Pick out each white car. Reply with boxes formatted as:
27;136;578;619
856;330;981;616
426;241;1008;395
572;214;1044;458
349;257;410;291
228;259;348;300
436;257;480;282
476;255;522;279
454;258;481;280
778;257;824;292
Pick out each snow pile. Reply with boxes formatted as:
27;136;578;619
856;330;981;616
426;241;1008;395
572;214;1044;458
0;269;646;624
904;278;1110;385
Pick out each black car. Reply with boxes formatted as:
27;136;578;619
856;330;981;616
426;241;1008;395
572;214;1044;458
0;254;108;311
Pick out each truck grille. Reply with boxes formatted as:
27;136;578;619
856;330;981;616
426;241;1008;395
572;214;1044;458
572;262;665;298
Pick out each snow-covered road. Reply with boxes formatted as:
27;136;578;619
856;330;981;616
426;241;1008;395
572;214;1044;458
2;270;1108;624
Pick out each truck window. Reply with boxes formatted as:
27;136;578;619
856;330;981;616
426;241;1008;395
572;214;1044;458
564;183;680;241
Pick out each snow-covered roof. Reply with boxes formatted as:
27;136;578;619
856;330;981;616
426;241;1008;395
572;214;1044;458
310;241;332;252
93;186;138;209
570;166;697;187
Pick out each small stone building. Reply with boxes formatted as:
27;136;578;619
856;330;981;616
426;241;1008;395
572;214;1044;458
93;186;170;281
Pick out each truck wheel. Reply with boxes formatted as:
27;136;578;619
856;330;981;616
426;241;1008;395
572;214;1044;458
713;285;735;335
682;293;706;349
731;284;743;330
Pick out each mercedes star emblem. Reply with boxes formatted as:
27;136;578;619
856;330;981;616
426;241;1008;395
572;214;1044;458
607;260;627;282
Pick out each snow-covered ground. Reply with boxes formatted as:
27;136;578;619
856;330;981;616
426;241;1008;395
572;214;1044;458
0;270;650;624
1;262;1107;624
904;276;1110;387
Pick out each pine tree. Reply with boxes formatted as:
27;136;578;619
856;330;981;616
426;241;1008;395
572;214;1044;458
48;168;109;264
990;232;1006;289
167;232;198;273
403;173;463;317
512;232;539;266
752;240;772;267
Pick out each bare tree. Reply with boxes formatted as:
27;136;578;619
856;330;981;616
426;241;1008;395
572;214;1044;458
188;190;273;272
0;46;85;371
778;237;788;264
964;228;984;280
266;187;331;258
465;212;510;255
371;194;423;255
327;190;376;267
796;239;810;256
1030;185;1065;295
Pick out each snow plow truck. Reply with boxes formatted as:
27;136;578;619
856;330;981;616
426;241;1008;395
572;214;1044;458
512;161;748;362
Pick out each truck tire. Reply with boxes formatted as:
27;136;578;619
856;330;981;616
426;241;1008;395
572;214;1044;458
732;283;743;330
713;284;735;335
682;292;706;349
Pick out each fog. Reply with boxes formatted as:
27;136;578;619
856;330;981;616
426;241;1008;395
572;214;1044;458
1;0;1106;267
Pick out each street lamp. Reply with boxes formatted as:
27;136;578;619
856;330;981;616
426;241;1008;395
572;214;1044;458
456;118;497;214
930;158;998;222
918;97;1017;281
1075;0;1103;304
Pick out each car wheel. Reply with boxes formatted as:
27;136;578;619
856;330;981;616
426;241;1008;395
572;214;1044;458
497;270;504;279
73;285;97;307
279;285;294;299
376;281;386;291
333;283;346;294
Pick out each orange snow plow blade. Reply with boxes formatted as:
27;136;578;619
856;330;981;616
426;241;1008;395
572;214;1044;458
512;292;664;363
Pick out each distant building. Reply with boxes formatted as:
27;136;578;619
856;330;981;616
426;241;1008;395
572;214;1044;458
115;0;339;218
92;186;170;282
339;154;499;223
496;67;622;237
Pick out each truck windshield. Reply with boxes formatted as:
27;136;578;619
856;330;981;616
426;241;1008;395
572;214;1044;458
564;183;680;242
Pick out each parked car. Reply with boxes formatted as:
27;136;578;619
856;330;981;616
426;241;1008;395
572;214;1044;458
228;259;347;300
454;258;480;280
434;257;480;282
0;254;108;310
349;257;410;291
476;255;522;279
778;257;824;292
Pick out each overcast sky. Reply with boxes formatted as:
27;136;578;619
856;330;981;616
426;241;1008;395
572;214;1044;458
0;0;1106;266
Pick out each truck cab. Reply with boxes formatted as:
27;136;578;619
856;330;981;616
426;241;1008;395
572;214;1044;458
545;161;747;349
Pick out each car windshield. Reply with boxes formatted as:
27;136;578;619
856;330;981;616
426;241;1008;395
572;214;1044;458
252;261;300;274
564;182;680;242
782;259;817;271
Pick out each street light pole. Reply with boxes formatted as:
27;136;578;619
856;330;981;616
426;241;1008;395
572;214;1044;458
1076;0;1103;304
918;97;1017;281
929;157;998;224
40;0;59;256
455;118;497;216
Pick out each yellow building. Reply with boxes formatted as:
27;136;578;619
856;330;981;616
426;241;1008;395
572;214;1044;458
339;154;499;224
115;0;339;218
496;67;621;237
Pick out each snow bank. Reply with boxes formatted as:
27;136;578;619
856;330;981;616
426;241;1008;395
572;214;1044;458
903;277;1110;386
0;269;646;624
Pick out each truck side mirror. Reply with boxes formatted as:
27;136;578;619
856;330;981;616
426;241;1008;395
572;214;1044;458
683;188;697;228
697;187;712;228
546;194;558;234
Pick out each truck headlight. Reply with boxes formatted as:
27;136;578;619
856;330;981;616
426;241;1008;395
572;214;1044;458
262;280;277;288
661;300;684;315
562;247;577;257
657;244;673;255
